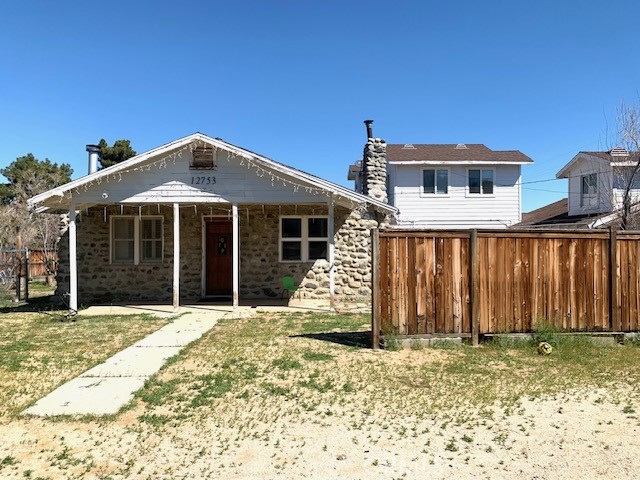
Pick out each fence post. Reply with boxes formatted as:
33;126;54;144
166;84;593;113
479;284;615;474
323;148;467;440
16;257;21;301
470;229;480;346
609;227;618;331
24;248;29;302
371;228;381;350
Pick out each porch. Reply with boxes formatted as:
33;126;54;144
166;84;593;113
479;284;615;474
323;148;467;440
75;298;340;319
60;202;345;313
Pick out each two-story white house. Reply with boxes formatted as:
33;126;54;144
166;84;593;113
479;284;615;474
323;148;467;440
348;122;533;229
556;148;640;217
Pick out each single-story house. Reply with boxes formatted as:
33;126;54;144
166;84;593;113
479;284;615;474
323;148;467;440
28;133;396;311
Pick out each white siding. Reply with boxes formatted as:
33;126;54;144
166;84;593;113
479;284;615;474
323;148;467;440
391;164;522;229
565;158;613;216
65;149;327;206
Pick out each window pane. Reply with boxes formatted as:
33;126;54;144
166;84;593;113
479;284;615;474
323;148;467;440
282;218;301;238
114;240;134;262
469;170;481;194
282;241;301;261
482;170;494;194
308;218;327;238
436;170;448;194
141;240;162;261
423;170;435;194
114;218;134;239
144;218;162;239
308;241;327;260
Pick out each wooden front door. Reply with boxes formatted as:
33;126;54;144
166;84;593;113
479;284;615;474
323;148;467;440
205;220;233;296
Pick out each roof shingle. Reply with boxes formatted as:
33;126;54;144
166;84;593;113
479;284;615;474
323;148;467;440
386;144;533;163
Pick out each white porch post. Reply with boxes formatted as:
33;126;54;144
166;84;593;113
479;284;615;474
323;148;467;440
328;197;335;310
173;203;180;312
68;203;78;313
232;203;239;308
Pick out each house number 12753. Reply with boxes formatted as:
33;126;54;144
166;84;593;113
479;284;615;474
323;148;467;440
191;176;216;185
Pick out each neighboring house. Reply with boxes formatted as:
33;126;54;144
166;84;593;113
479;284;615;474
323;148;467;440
28;133;396;310
348;123;533;229
518;148;640;230
556;148;640;217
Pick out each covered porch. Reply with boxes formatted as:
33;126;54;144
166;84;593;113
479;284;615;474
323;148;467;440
61;201;344;313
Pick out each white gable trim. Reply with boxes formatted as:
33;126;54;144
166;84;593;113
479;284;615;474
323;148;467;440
29;133;396;214
556;152;610;179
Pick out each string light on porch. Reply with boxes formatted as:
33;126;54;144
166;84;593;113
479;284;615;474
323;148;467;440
40;140;370;213
60;142;196;203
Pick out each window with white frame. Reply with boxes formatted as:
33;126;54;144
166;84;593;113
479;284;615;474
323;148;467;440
111;216;163;264
580;173;598;207
468;169;494;194
422;169;448;194
280;216;328;262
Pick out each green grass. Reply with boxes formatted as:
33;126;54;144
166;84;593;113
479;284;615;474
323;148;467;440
130;311;640;433
0;311;169;417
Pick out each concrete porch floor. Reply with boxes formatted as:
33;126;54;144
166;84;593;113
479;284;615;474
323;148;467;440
76;297;371;318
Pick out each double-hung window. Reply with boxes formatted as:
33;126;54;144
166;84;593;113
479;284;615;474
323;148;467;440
468;169;494;195
422;169;448;194
111;216;163;264
280;216;329;262
580;173;598;207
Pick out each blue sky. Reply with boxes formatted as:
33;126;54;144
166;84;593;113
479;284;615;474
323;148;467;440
1;0;639;211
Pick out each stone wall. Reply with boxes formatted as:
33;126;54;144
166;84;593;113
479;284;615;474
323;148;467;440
57;203;381;304
363;138;388;203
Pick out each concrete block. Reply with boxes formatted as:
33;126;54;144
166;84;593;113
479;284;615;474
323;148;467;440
24;376;148;416
590;336;617;346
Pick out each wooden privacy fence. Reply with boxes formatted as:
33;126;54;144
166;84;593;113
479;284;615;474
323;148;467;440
371;228;640;347
0;249;57;280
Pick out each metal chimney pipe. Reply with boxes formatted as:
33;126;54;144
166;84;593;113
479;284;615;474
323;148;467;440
364;119;374;139
86;144;100;174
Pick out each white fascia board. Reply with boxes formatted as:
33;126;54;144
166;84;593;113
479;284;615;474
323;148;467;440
29;134;200;207
556;153;610;179
388;160;531;165
611;161;640;166
29;132;397;215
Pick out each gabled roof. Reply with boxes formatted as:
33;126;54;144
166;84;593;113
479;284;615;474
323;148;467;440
29;133;397;214
556;150;640;179
386;144;533;164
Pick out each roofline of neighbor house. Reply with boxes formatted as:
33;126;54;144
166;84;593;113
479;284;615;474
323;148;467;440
388;160;532;165
556;151;617;179
29;132;397;215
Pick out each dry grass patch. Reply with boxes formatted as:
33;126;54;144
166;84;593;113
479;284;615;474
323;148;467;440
0;310;169;418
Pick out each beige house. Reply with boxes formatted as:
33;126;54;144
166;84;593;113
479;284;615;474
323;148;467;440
29;133;395;311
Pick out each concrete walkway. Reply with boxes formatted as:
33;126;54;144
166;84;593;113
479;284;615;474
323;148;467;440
24;307;232;416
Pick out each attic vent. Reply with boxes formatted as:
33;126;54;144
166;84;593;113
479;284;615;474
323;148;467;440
455;144;468;149
402;144;416;149
190;146;217;170
610;146;629;157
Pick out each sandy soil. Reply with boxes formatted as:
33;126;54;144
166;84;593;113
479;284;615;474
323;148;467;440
1;390;638;479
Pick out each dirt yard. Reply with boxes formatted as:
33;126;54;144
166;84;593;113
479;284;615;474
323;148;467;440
1;307;640;479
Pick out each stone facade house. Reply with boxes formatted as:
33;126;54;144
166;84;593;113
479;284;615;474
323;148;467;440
29;133;396;311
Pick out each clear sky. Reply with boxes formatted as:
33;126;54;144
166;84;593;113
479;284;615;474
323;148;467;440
1;0;639;211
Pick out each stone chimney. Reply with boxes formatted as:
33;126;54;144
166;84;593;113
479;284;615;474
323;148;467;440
362;120;388;203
